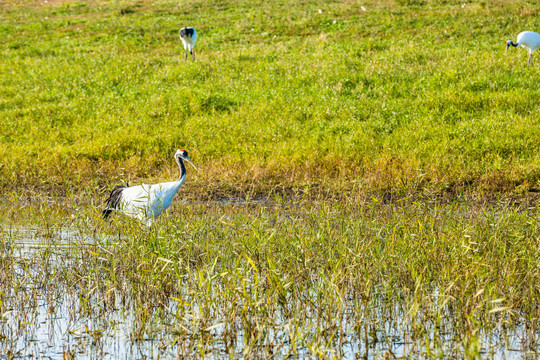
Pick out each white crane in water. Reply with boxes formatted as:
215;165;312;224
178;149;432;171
103;149;197;226
506;31;540;66
180;27;197;61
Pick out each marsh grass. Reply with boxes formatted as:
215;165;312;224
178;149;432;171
1;0;540;197
1;196;539;358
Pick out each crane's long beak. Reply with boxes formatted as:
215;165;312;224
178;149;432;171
185;156;198;171
506;42;510;54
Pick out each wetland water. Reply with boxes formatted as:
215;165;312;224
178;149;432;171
1;199;539;358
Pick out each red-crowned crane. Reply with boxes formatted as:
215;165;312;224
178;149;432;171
179;27;197;61
506;31;540;66
103;149;197;226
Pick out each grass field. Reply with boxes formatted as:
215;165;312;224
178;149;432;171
1;0;540;358
1;0;539;197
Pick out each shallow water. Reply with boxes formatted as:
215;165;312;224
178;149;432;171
1;226;168;359
2;255;537;360
1;200;540;358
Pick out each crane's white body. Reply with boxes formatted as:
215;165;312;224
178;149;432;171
103;149;196;226
180;27;197;61
507;31;540;66
116;180;186;226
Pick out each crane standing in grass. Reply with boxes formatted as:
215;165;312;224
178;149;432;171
180;27;197;61
506;31;540;66
103;149;197;226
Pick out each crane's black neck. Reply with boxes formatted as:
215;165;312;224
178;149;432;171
176;157;187;182
509;41;519;47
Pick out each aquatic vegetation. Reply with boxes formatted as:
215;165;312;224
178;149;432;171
1;196;539;358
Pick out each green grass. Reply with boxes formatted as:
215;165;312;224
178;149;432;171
1;0;539;197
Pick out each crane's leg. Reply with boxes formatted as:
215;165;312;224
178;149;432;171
192;50;195;61
185;48;188;61
528;51;532;66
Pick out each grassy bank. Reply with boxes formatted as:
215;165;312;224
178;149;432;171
1;0;540;197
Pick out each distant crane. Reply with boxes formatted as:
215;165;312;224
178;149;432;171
180;27;197;61
506;31;540;66
103;149;197;226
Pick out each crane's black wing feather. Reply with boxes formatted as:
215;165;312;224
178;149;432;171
103;185;127;219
